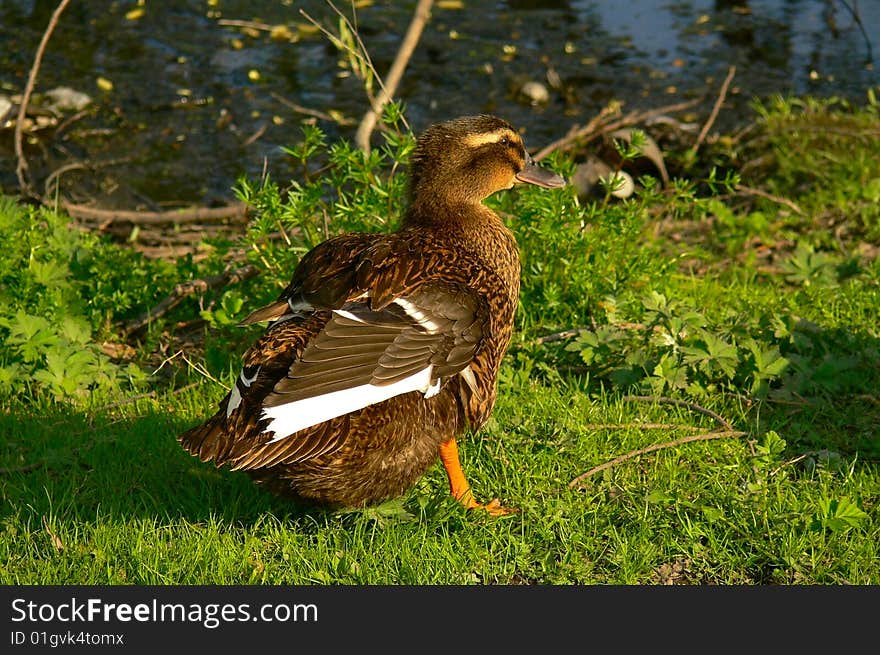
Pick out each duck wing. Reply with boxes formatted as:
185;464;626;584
203;294;484;472
256;282;483;443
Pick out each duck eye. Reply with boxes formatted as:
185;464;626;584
499;136;509;146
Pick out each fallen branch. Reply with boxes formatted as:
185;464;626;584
14;0;73;197
534;328;589;344
534;97;702;162
622;394;734;431
132;245;214;261
64;201;249;227
734;184;803;215
270;92;356;125
106;226;233;245
124;264;260;336
242;121;268;146
569;429;748;488
53;107;91;138
43;156;133;199
43;162;89;198
217;18;276;32
353;0;432;151
691;65;736;155
583;423;702;431
533;103;619;162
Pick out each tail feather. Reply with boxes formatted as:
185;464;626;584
178;415;236;466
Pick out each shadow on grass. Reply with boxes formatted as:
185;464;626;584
0;407;328;528
759;323;880;460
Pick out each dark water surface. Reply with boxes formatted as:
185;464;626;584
1;0;877;206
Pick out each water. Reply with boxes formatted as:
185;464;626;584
0;0;877;207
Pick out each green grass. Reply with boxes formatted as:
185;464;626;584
2;380;876;584
1;96;878;584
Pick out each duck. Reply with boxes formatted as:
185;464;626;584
178;115;566;514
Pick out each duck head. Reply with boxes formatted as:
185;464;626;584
408;115;566;206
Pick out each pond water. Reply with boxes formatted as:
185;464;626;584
1;0;877;207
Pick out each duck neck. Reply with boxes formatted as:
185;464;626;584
402;194;501;231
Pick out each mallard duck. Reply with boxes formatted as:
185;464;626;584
178;115;565;514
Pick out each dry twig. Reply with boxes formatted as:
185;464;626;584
43;156;133;199
242;122;268;146
14;0;73;197
569;429;748;488
534;98;702;162
735;184;803;215
300;6;385;103
217;18;276;32
124;265;260;336
270;92;356;125
582;423;703;431
692;65;737;155
42;516;64;551
836;0;874;63
64;201;249;227
622;394;734;430
533;103;619;162
95;381;201;413
534;328;590;344
354;0;432;151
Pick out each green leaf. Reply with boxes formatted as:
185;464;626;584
652;352;688;391
701;506;724;522
861;178;880;202
58;315;92;345
780;243;839;288
2;311;51;342
29;258;70;289
702;332;740;378
813;497;869;533
3;312;59;363
645;490;674;504
0;363;24;393
754;430;787;466
642;291;669;314
746;339;790;394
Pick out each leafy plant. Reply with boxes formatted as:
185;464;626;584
0;198;160;402
780;242;841;288
563;290;795;397
201;290;246;329
811;497;870;533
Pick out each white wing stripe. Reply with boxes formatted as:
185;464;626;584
393;298;443;332
225;366;260;417
287;297;313;312
262;365;436;442
226;385;242;418
333;309;367;323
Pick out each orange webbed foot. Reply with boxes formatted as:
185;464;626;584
468;497;519;516
439;438;518;517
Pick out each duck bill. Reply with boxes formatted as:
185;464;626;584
515;156;566;189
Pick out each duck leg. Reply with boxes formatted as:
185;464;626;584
438;438;517;516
